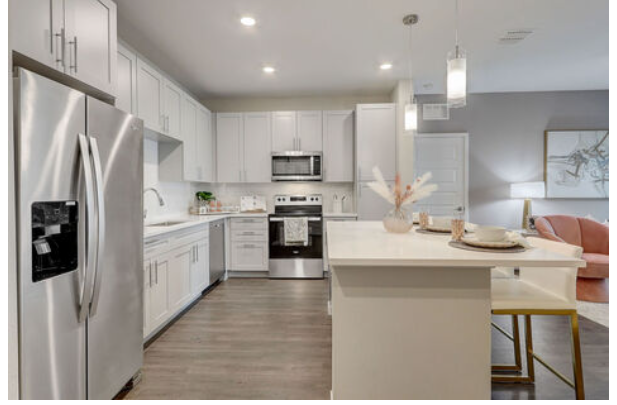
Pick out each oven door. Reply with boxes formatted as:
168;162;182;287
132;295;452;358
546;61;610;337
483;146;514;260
269;216;323;259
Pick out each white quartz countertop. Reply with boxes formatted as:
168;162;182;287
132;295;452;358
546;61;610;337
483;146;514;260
144;213;268;239
326;221;586;268
323;212;358;218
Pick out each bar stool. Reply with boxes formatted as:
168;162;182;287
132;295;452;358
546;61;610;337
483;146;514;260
491;237;585;399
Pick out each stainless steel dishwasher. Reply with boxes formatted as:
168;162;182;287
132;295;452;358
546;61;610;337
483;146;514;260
209;220;226;284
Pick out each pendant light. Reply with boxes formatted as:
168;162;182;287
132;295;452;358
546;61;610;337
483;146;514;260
447;0;467;108
403;14;419;132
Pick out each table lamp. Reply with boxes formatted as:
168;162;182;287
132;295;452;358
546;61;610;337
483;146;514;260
510;182;545;230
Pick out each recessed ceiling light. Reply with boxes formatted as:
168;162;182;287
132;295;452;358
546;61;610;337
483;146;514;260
380;63;393;70
263;66;276;74
240;16;256;26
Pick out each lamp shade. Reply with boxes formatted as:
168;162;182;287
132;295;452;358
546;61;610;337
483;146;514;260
510;182;545;199
404;102;418;132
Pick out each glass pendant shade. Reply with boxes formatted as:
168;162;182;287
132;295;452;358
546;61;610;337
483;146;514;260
447;48;467;108
404;102;418;132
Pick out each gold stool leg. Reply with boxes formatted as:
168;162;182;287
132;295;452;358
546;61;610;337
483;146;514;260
570;313;585;400
491;315;523;373
524;315;535;383
512;315;522;371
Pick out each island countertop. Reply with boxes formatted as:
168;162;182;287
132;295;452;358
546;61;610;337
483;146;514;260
327;221;586;268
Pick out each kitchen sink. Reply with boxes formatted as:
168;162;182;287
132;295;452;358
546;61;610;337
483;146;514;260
146;220;188;227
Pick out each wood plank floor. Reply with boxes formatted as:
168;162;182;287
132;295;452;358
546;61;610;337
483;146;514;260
123;278;608;400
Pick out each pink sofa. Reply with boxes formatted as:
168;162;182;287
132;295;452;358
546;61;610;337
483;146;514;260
535;215;609;302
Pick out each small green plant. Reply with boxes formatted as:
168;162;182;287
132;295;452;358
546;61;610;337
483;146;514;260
195;191;215;202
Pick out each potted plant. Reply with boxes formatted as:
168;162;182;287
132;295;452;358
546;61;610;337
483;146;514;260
195;191;215;214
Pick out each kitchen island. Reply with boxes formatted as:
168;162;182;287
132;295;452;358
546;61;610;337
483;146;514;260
326;221;585;400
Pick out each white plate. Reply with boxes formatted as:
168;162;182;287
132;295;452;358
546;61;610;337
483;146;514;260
425;225;452;233
461;236;519;249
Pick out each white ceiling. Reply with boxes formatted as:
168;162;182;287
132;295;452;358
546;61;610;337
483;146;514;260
116;0;608;99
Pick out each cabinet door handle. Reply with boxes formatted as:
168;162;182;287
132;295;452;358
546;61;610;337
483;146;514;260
155;262;159;285
54;28;66;69
166;115;170;132
196;245;199;262
298;137;302;151
148;262;153;287
69;36;78;73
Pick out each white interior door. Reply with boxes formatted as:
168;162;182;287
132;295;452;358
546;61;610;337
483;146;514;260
413;133;468;219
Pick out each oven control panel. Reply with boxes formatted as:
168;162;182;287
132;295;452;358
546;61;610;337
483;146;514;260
274;195;322;206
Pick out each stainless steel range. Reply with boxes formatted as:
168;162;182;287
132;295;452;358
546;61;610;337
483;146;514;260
269;195;323;279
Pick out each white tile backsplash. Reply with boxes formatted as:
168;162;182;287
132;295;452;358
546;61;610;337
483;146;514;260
144;138;194;221
144;138;355;219
200;182;355;214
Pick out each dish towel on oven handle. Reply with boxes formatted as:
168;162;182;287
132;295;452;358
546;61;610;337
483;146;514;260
284;217;309;246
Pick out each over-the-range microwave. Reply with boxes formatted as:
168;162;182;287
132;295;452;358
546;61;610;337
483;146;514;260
271;151;322;181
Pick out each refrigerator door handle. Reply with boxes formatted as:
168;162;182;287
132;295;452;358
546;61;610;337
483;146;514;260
78;134;96;323
88;136;106;317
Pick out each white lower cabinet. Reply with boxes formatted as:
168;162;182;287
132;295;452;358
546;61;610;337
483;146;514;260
143;226;210;340
190;238;210;296
229;218;269;272
147;251;171;334
168;244;192;311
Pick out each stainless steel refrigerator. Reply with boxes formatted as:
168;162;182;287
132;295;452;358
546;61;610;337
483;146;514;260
14;68;144;400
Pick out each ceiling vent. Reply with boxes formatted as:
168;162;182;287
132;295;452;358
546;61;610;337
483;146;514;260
422;104;450;121
498;28;533;45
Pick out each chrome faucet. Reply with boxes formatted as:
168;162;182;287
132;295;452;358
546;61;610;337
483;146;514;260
143;187;166;219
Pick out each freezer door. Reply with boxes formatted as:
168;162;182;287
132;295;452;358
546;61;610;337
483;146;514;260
86;97;144;399
15;69;88;399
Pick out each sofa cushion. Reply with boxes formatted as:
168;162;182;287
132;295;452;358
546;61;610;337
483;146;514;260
580;253;609;279
545;215;582;246
579;218;609;255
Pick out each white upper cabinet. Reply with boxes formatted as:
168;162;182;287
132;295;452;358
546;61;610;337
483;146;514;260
323;110;354;182
356;104;396;181
271;111;297;152
216;113;243;183
297;111;323;152
272;111;323;152
196;107;214;182
10;0;117;97
243;113;272;183
163;79;182;140
181;96;198;180
9;0;63;71
116;43;137;114
64;0;117;96
136;57;164;133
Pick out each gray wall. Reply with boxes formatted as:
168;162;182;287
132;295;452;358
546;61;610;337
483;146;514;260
417;90;609;228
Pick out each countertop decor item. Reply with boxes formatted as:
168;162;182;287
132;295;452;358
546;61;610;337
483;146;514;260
194;191;216;214
367;166;438;233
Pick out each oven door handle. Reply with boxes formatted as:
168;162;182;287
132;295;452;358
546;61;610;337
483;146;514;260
269;217;322;222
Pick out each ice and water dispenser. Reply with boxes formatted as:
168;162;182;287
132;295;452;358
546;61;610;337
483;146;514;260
31;201;79;282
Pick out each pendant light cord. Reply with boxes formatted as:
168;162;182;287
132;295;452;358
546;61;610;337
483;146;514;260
408;22;414;104
455;0;460;57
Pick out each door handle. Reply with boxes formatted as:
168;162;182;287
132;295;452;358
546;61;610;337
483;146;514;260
155;261;159;285
54;28;66;70
69;36;78;74
88;136;106;317
149;262;153;287
78;134;96;322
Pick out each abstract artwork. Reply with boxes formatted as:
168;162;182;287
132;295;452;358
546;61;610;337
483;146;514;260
545;130;609;198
